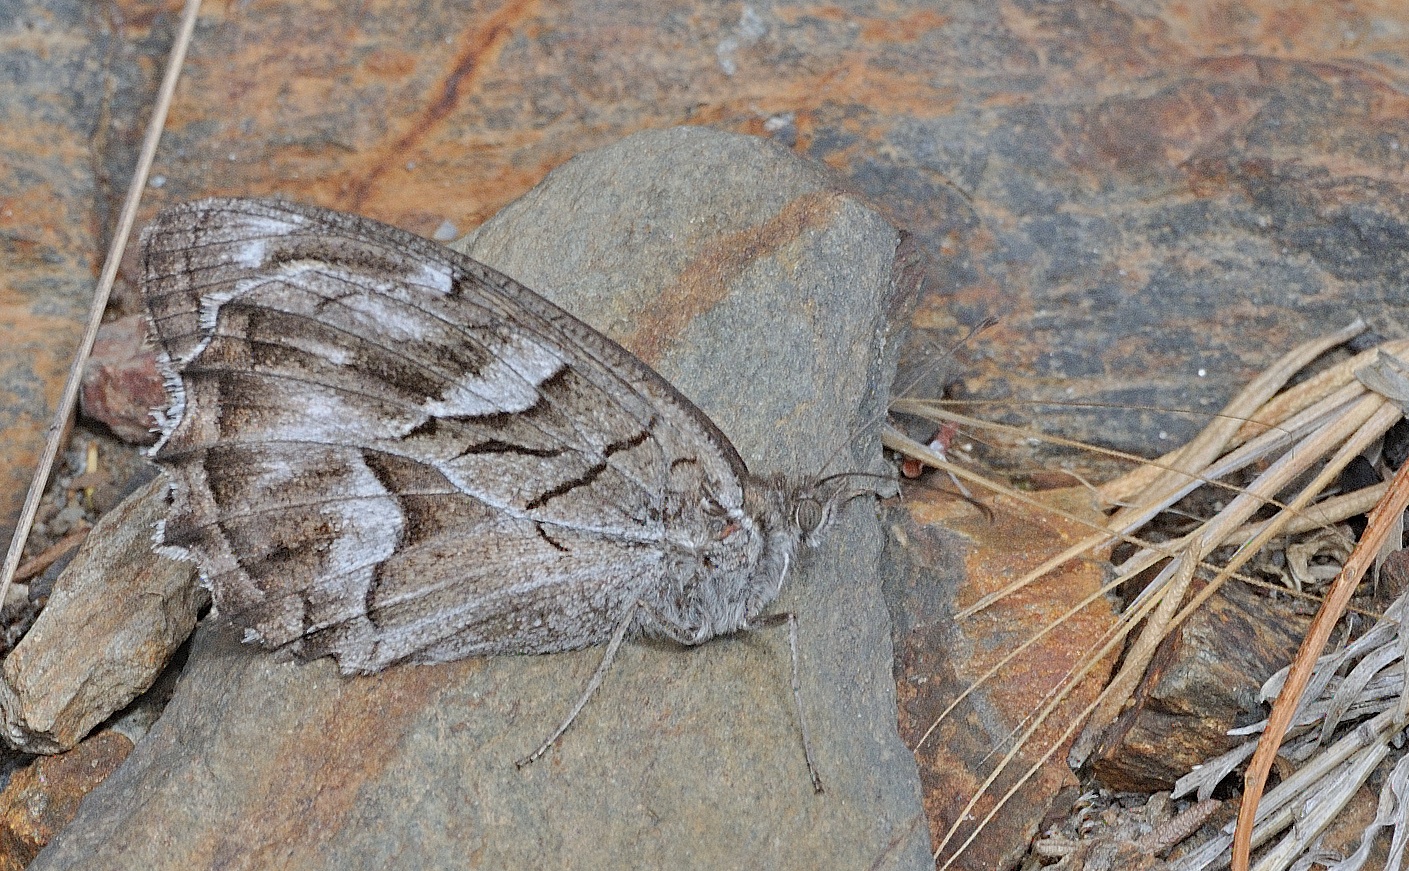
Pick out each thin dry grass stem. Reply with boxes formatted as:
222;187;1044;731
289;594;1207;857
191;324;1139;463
936;694;1103;868
1083;538;1207;747
1174;689;1406;868
943;381;1374;620
1118;392;1388;604
1231;441;1409;870
934;581;1188;869
896;402;1293;527
1210;402;1398;586
958;543;1089;620
905;481;1339;761
0;0;202;616
894;399;1304;515
1231;336;1409;447
1250;744;1392;871
933;536;1233;866
898;338;1392;758
885;428;1279;628
1098;333;1370;509
901;372;1364;535
1227;481;1387;542
933;606;1143;866
939;447;1389;871
909;541;1180;754
1147;402;1405;689
1103;374;1364;539
1102;321;1368;518
883;427;1139;544
1098;437;1191;507
1074;391;1392;774
895;321;1409;869
924;386;1375;617
896;322;1362;511
885;427;1221;570
890;399;1206;485
13;525;90;584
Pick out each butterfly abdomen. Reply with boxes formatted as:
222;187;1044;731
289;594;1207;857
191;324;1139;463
142;198;841;680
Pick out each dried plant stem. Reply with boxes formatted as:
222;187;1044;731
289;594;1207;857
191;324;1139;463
13;525;90;583
897;323;1404;868
949;379;1375;621
933;573;1180;868
932;535;1213;866
896;345;1387;613
1227;481;1386;541
935;691;1101;868
1124;391;1386;592
1232;336;1409;445
1081;538;1205;744
0;0;202;613
909;572;1127;754
1179;400;1399;615
1102;320;1368;505
892;426;1294;761
1081;393;1392;769
1232;444;1409;871
882;426;1164;559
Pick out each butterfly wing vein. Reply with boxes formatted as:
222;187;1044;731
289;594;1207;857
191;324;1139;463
142;198;794;674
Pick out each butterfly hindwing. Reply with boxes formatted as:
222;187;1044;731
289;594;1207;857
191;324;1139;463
142;198;754;672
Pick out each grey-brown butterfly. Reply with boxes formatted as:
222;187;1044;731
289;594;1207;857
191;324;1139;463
141;197;865;790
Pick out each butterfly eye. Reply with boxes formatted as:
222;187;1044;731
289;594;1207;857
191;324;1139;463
794;497;825;535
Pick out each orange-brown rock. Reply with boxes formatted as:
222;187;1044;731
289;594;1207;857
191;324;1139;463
0;731;133;871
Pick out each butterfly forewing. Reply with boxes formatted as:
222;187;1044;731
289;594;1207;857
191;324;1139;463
142;198;762;672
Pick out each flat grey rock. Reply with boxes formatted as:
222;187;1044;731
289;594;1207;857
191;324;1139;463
32;127;930;870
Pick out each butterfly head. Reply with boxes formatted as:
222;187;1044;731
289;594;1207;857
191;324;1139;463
702;470;891;633
786;471;892;547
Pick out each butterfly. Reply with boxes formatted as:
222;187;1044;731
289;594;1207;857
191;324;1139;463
140;197;868;787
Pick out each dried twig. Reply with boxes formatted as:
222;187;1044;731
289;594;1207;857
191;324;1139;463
898;322;1409;869
13;525;91;584
1231;455;1409;870
0;0;202;612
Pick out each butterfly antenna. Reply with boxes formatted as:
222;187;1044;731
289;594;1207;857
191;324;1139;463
812;316;998;480
814;469;900;500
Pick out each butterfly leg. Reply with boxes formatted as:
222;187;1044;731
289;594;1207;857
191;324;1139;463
515;605;636;770
751;612;824;794
633;603;825;793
